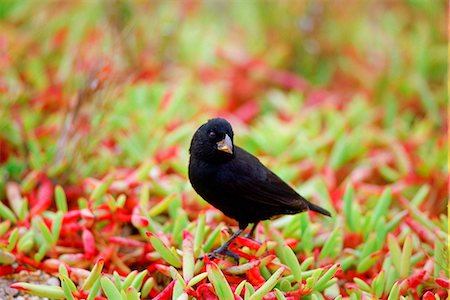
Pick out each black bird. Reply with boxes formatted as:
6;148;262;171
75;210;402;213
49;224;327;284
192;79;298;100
188;118;331;259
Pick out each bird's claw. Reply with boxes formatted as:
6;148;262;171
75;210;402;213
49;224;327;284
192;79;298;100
205;247;240;263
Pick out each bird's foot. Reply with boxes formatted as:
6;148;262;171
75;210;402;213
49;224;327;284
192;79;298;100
244;237;262;247
207;246;240;263
243;231;262;245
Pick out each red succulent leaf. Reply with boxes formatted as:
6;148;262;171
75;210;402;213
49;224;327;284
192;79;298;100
0;265;14;276
29;179;53;217
245;267;266;287
155;146;179;163
435;277;450;289
80;208;95;227
197;283;219;300
152;280;175;300
343;232;363;248
404;270;426;290
63;210;82;223
268;70;309;92
82;228;96;260
422;291;437;300
405;217;435;244
233;100;260;124
31;85;67;112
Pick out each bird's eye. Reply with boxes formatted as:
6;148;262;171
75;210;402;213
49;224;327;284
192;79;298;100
208;131;216;139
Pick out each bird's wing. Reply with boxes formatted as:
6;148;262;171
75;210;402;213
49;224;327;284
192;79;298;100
216;146;308;212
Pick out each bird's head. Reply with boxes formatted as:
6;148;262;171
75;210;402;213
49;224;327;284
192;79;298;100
190;118;235;162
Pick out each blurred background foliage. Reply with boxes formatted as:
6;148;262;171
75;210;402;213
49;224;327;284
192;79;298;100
0;0;447;194
0;1;448;298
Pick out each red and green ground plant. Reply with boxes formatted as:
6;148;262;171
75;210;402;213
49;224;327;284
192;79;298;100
0;1;448;299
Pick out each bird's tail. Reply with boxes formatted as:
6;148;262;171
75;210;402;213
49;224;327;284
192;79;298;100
307;201;331;217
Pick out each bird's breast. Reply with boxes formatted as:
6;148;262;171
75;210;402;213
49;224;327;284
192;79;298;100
188;159;219;195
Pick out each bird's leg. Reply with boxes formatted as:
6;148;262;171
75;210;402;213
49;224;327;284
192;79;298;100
208;223;249;262
209;228;243;261
245;222;259;239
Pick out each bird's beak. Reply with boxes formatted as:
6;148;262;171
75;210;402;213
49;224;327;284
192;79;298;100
216;134;233;154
